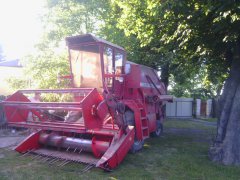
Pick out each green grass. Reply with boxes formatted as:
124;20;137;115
165;118;215;131
198;117;218;122
1;119;240;180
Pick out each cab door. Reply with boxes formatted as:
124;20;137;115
103;46;125;97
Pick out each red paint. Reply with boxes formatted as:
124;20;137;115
1;34;172;170
15;131;41;153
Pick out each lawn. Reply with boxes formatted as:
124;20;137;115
1;119;240;180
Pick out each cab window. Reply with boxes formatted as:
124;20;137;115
115;51;124;75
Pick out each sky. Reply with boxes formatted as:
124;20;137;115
0;0;45;59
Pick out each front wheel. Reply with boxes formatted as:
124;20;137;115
124;110;144;153
130;140;145;153
151;121;163;137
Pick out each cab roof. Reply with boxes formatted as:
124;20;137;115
65;34;125;51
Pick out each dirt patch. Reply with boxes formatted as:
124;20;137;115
0;136;26;149
0;128;29;148
0;128;29;149
0;127;30;137
0;153;5;159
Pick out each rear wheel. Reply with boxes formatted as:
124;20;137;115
151;121;163;137
124;110;144;153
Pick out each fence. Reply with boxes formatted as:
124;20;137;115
0;95;6;126
166;98;193;118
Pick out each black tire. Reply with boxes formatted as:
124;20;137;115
129;140;145;153
124;110;135;126
124;110;144;153
151;121;163;137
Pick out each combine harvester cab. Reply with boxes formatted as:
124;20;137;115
2;34;172;170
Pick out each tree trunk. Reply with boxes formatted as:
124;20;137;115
161;62;170;90
209;38;240;165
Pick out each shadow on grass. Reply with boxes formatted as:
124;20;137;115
0;119;240;180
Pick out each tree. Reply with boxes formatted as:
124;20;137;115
111;0;240;165
7;0;97;91
28;0;171;89
96;2;170;84
22;51;69;89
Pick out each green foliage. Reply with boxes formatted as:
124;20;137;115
13;0;164;91
6;77;29;91
21;51;69;89
169;63;225;99
42;0;97;44
7;0;109;91
6;50;70;91
111;0;240;97
8;0;239;99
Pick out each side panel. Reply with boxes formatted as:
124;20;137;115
4;92;30;123
124;64;141;99
123;62;168;134
123;100;143;140
15;131;41;153
96;126;135;169
146;113;157;133
82;88;104;129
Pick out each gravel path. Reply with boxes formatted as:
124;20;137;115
0;136;26;149
0;128;29;149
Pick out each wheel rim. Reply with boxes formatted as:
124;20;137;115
156;127;162;136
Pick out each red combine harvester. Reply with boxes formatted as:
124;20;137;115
2;34;172;170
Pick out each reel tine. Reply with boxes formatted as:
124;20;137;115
49;157;62;165
43;152;55;162
37;155;46;161
82;163;94;172
82;165;88;172
79;149;83;154
31;154;41;160
55;159;65;166
59;160;70;167
43;157;51;162
44;153;56;162
48;157;58;164
40;155;50;162
87;164;95;171
84;165;93;172
41;155;49;162
61;161;70;167
20;149;33;157
37;154;45;161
